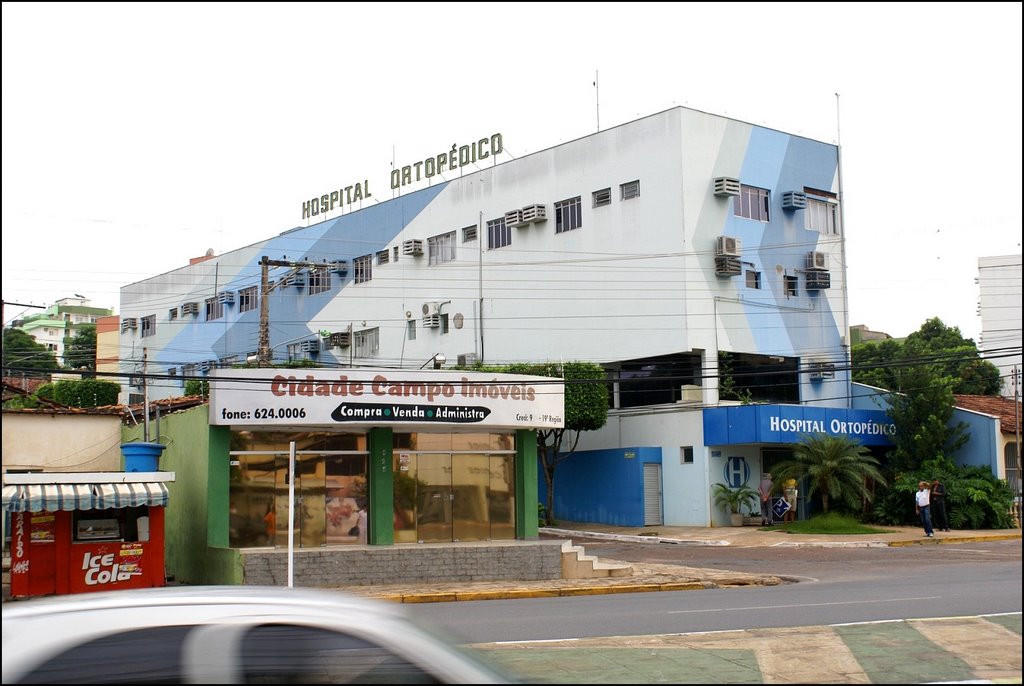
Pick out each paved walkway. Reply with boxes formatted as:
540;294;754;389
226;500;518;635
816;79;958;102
339;523;1022;603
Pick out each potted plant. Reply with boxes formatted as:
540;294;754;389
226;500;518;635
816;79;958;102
712;483;759;526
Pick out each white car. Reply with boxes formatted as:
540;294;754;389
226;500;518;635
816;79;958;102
1;585;513;684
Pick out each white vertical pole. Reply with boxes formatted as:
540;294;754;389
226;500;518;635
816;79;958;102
288;440;296;587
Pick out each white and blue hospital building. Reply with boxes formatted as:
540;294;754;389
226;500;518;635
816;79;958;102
118;105;906;531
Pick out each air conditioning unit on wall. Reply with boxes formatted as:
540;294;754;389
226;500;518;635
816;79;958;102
327;331;351;348
422;302;440;317
806;270;831;291
521;204;547;223
402;239;424;256
808;362;836;380
714;177;741;197
806;251;828;270
504;209;526;228
715;236;741;257
782;191;808;210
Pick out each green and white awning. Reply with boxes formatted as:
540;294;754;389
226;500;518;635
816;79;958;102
2;481;170;512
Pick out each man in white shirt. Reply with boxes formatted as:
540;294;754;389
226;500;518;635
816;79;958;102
915;480;934;537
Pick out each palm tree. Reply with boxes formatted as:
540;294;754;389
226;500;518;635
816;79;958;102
772;434;887;514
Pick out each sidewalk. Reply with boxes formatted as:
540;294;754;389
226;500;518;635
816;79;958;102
338;523;1023;603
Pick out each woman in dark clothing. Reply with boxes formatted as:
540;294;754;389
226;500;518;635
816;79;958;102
931;478;950;532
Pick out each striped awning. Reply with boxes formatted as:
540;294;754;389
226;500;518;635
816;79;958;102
2;481;170;513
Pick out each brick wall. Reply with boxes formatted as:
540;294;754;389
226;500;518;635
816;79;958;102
240;540;564;587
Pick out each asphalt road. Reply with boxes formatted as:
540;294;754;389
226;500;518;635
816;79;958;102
409;542;1022;641
407;538;1022;683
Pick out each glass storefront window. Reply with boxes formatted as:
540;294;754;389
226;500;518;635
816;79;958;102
229;431;367;549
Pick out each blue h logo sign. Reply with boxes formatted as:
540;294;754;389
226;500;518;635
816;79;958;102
724;457;750;488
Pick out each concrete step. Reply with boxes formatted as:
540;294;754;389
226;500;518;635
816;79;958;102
560;540;632;579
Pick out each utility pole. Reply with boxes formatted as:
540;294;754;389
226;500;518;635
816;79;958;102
1014;365;1022;528
256;256;325;367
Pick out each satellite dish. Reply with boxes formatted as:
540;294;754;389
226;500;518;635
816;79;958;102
206;248;215;257
405;310;413;319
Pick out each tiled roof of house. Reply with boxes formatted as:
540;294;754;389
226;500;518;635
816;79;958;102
954;394;1022;435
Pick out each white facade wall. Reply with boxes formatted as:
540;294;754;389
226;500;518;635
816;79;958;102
977;254;1023;398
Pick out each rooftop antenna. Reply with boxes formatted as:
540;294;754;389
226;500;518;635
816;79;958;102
835;92;842;146
594;70;600;132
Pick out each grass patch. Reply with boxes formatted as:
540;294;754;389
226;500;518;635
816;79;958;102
763;512;893;535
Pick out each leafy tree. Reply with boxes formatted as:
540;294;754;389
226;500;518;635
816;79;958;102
882;353;968;475
852;317;1001;395
63;324;97;370
529;361;608;525
50;379;120;408
771;434;887;514
463;361;609;525
850;337;904;390
2;328;59;370
185;379;210;398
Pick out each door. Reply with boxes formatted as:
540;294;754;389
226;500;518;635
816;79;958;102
643;463;663;525
416;453;452;543
414;453;505;542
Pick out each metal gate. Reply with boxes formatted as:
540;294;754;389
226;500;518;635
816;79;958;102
642;463;663;525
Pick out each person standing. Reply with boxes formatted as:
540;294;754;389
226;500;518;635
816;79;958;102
758;473;775;526
915;480;934;537
931;478;950;531
783;478;798;523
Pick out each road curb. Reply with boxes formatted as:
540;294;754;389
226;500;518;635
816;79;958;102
375;579;757;603
888;533;1022;547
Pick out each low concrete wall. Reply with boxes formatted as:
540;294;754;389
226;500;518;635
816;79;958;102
240;540;565;587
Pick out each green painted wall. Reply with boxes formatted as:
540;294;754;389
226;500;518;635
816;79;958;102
516;429;539;539
367;428;394;545
123;404;240;584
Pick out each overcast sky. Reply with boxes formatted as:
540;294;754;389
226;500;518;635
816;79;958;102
3;2;1021;345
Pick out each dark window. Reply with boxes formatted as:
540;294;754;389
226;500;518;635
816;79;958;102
610;353;703;409
487;217;511;250
428;231;456;265
240;624;440;683
140;315;156;338
205;297;224;321
308;268;331;295
354;255;373;284
554;196;582;233
784;275;799;297
238;286;258;313
734;185;770;222
15;625;189;684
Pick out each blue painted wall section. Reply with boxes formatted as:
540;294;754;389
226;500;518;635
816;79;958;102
158;184;447;369
542;446;662;526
